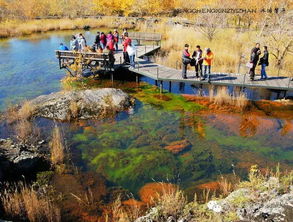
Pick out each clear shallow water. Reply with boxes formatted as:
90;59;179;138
0;30;292;197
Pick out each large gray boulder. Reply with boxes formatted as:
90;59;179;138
30;88;134;121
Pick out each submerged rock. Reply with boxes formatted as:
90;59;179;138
164;139;191;154
0;138;49;180
30;88;134;121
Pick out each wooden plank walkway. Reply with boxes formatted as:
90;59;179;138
113;45;292;91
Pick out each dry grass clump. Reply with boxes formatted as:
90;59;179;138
14;119;40;143
4;100;39;143
213;87;232;106
5;100;35;124
153;185;187;218
69;101;79;119
18;100;35;120
0;183;61;222
234;92;249;109
49;126;65;166
211;87;248;110
104;195;143;222
5;105;19;124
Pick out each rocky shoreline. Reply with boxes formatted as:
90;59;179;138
135;176;293;222
0;138;50;181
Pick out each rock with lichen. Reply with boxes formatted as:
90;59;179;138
29;88;134;121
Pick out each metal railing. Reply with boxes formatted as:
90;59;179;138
127;32;162;41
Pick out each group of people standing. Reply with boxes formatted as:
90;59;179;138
182;42;269;82
249;43;269;81
58;28;137;68
182;44;214;82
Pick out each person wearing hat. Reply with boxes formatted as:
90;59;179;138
202;48;214;83
182;44;191;79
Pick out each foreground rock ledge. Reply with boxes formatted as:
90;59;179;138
30;88;134;121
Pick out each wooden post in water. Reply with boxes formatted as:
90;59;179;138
136;74;139;83
287;75;292;89
156;66;159;80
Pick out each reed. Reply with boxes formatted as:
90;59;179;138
156;26;293;77
5;100;35;124
0;183;61;222
0;18;136;38
49;126;65;166
210;86;249;110
153;185;187;218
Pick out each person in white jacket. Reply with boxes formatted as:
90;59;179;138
127;43;136;68
78;33;86;52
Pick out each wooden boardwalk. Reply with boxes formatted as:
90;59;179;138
113;45;293;91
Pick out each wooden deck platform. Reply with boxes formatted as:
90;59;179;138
56;43;292;91
115;46;292;91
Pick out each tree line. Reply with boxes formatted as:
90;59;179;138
0;0;291;23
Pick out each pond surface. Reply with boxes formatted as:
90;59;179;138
0;30;292;198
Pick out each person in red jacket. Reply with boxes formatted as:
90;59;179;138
100;32;106;49
107;39;115;52
122;33;132;64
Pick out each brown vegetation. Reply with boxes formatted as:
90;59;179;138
154;186;187;218
0;183;61;222
69;101;79;120
5;100;35;124
0;17;135;38
14;119;40;143
138;182;177;204
164;139;191;154
49;126;65;166
212;87;248;110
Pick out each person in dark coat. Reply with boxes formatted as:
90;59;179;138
94;31;100;50
182;44;191;79
192;45;203;79
249;43;261;81
259;46;269;80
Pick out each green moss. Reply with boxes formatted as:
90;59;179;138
134;84;203;112
90;147;178;193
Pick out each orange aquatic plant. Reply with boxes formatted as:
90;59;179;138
139;182;177;204
164;139;191;154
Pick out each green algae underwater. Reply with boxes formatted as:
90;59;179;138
60;77;293;196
